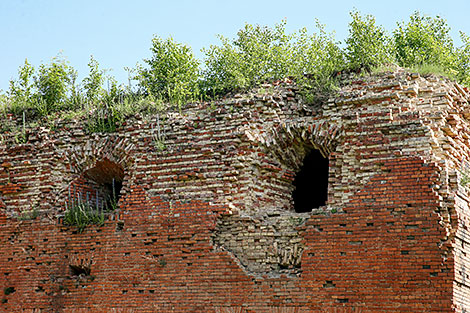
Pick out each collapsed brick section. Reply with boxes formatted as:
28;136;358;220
0;70;469;311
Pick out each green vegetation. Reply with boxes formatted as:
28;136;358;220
1;10;470;132
345;10;393;70
18;207;39;221
136;36;200;105
63;184;119;233
63;201;106;233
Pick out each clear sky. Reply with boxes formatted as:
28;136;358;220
0;0;469;91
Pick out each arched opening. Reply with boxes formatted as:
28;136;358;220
64;158;124;230
83;158;124;210
292;149;329;213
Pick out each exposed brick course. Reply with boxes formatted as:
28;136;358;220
1;70;470;311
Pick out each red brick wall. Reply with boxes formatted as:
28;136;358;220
1;72;468;312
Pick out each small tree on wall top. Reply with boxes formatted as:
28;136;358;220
135;36;200;106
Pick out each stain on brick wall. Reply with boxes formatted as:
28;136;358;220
0;70;469;312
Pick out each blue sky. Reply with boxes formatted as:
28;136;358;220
0;0;469;91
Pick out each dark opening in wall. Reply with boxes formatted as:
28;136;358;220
66;158;124;215
292;149;329;213
69;264;91;276
82;158;124;210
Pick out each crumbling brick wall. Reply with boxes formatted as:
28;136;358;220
0;70;469;312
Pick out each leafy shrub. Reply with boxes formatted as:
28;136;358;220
394;12;455;70
2;10;470;130
136;36;200;105
202;21;294;96
7;59;36;116
82;55;105;105
34;55;75;113
291;21;345;102
202;20;344;100
455;31;470;86
346;10;393;70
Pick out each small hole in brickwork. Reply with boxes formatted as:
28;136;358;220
292;149;328;213
70;264;91;276
323;281;336;288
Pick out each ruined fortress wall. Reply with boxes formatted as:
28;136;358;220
0;71;469;312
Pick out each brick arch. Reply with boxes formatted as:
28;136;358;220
65;136;135;175
51;136;135;211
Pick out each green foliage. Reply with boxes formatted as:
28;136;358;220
394;12;455;69
34;55;75;113
291;21;345;102
82;55;105;105
2;10;470;132
18;207;39;221
136;36;200;105
410;63;451;77
346;10;393;70
461;170;470;187
63;202;105;233
202;20;344;100
203;21;294;96
455;32;470;86
7;59;36;115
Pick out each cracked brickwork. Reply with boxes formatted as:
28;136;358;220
0;70;470;311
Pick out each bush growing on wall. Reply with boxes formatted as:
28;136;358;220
34;55;75;113
2;10;470;124
455;32;470;87
135;36;200;105
345;10;394;70
393;12;455;70
6;59;35;116
202;20;344;99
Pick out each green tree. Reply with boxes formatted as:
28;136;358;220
202;20;344;100
202;21;294;96
291;21;344;93
346;10;393;70
136;36;200;105
393;12;455;69
82;55;105;105
34;55;75;112
455;32;470;86
7;59;36;114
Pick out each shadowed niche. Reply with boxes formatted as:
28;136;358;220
84;158;124;205
292;149;329;213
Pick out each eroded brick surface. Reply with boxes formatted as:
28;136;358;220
0;70;469;312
